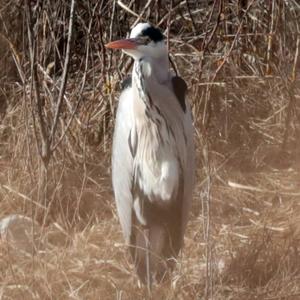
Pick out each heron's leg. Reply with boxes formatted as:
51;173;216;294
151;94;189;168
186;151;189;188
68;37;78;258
144;228;152;296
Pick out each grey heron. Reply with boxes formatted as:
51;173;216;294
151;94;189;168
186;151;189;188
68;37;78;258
106;23;195;285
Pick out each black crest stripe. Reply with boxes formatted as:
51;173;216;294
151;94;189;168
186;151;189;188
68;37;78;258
142;26;164;42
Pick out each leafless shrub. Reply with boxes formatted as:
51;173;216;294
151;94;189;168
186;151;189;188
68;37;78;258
0;0;299;299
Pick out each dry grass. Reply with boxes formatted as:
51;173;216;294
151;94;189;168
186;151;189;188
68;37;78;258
1;0;300;299
1;164;300;299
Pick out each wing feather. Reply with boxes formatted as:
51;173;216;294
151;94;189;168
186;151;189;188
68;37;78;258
112;74;195;245
112;87;134;243
144;74;195;236
170;75;195;234
181;98;195;232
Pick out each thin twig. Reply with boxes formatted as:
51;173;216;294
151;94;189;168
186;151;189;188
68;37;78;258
50;0;76;150
266;0;276;75
117;0;141;19
1;184;46;210
132;0;154;28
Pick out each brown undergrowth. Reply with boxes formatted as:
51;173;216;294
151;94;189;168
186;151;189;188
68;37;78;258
1;1;300;299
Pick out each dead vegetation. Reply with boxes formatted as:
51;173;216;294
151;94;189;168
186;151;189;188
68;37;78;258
0;0;300;299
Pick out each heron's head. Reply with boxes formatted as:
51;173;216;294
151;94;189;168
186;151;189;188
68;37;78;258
105;23;166;60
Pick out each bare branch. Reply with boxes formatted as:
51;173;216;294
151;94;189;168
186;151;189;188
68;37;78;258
50;0;76;151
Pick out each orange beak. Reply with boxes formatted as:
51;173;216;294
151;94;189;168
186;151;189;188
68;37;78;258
105;38;138;50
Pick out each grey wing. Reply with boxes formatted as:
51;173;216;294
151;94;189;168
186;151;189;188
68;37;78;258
181;98;195;233
171;75;195;233
112;86;134;244
171;76;187;113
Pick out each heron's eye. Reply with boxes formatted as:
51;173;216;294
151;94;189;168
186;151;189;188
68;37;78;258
139;36;151;45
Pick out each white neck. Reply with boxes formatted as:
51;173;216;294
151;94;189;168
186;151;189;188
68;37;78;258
150;55;169;83
135;54;169;84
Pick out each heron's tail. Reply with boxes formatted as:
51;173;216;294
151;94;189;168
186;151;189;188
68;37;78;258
130;223;181;284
